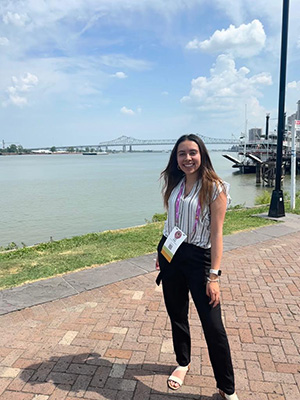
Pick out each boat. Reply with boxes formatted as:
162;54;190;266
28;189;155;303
223;129;300;174
82;151;108;155
224;108;300;174
223;132;279;173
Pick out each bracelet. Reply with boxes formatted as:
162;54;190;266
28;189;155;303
207;277;220;283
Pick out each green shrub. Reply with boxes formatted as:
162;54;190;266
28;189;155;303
228;203;245;210
255;191;271;205
152;212;167;222
5;242;18;250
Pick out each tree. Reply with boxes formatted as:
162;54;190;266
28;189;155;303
50;146;56;153
17;145;24;154
7;144;18;153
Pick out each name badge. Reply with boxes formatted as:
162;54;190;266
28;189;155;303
161;226;187;263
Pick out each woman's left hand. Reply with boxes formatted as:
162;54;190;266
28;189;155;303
155;255;160;271
206;281;220;308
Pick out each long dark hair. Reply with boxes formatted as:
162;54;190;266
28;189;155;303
161;134;223;209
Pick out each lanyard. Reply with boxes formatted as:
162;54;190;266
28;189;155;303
175;181;201;233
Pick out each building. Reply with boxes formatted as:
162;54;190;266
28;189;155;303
248;128;262;142
287;100;300;133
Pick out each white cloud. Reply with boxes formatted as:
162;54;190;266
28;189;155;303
0;1;201;27
76;12;107;37
3;72;39;107
21;72;39;88
0;55;115;110
161;91;169;96
8;94;28;107
0;37;9;46
186;20;266;58
100;54;152;71
111;72;128;79
287;81;300;90
249;73;272;85
181;54;272;122
3;11;30;26
121;106;135;115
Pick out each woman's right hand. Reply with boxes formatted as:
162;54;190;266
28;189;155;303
206;280;220;308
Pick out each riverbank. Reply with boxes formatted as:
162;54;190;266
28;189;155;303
0;205;278;290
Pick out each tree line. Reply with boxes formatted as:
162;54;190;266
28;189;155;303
0;144;30;154
0;144;83;155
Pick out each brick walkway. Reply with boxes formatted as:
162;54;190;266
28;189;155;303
0;231;299;400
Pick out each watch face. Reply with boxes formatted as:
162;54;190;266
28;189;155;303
210;269;221;276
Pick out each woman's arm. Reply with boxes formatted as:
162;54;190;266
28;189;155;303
206;190;227;307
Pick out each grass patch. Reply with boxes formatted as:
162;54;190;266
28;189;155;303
255;190;300;215
224;205;274;235
0;223;163;289
0;205;281;290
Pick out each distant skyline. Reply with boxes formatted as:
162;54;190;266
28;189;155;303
1;1;300;148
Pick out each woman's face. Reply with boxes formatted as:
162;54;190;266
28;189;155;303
177;140;201;178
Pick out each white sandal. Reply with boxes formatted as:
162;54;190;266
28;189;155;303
219;389;239;400
167;364;190;390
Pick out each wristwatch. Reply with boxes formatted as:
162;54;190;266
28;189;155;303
209;269;222;276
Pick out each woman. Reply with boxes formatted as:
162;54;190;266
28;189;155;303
156;134;239;400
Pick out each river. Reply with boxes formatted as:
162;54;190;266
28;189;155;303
0;151;297;247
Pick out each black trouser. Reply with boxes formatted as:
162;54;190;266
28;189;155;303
157;235;235;395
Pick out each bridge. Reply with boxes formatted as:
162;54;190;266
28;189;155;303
26;134;239;152
98;134;239;152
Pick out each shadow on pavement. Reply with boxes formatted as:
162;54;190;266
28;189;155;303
19;352;221;399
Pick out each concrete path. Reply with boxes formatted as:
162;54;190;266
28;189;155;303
0;213;299;399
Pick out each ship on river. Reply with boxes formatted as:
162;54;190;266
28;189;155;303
223;101;300;174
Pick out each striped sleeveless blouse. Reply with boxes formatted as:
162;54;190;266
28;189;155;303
163;178;230;249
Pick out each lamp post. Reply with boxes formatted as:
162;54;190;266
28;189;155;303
268;0;290;217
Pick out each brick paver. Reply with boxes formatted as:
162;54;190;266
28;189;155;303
0;231;300;400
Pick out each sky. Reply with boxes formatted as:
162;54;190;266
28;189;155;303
0;0;300;148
